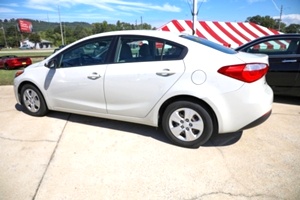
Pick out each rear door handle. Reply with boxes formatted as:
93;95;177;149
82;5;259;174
156;69;175;77
282;59;297;63
87;72;101;80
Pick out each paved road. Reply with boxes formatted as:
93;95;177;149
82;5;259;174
0;85;299;200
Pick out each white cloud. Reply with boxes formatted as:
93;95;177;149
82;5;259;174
117;5;147;13
247;0;265;3
25;0;181;13
149;3;181;12
274;14;300;25
8;3;19;7
25;4;56;12
0;7;15;13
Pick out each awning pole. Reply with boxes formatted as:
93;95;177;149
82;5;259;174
192;0;198;35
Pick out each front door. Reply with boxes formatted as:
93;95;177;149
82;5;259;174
44;36;114;114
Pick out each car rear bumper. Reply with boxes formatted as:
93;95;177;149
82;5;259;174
240;109;272;130
206;79;273;133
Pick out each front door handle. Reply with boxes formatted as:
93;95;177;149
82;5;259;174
87;72;101;80
156;69;175;77
282;59;297;63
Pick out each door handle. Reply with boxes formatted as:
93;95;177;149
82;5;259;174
282;59;297;63
156;69;175;77
87;72;101;80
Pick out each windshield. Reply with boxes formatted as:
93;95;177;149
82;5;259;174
180;34;237;54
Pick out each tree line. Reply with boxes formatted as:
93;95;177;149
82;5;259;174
246;15;300;33
0;16;299;48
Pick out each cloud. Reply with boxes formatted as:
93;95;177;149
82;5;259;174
117;5;147;13
25;4;56;12
149;3;181;12
0;7;16;13
274;14;300;25
24;0;181;13
7;3;19;7
247;0;265;3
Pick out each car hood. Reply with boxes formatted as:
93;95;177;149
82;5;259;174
235;51;269;64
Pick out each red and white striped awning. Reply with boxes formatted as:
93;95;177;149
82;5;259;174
158;20;282;48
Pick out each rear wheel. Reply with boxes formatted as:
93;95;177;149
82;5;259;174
4;64;9;70
20;84;48;116
162;101;214;148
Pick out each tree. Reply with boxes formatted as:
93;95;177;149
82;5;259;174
29;32;41;48
73;25;91;40
92;23;102;34
285;24;300;33
6;25;19;47
246;15;286;31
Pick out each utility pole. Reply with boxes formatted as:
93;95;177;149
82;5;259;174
278;5;283;31
58;6;64;45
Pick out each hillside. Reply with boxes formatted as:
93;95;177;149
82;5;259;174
0;18;92;32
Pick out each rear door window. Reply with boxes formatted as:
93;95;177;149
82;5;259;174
114;35;186;63
243;38;300;55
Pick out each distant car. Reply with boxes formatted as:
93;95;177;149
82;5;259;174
13;30;273;148
19;44;33;50
0;55;32;70
236;34;300;97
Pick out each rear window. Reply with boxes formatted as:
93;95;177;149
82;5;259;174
180;35;237;54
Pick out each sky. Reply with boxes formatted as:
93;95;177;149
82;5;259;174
0;0;299;28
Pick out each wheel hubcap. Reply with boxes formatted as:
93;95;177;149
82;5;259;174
169;108;204;142
23;89;40;113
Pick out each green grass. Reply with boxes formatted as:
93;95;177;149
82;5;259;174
0;49;52;85
0;69;18;85
0;49;52;57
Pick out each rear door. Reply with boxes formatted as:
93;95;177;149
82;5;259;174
104;36;186;118
266;38;300;95
268;53;300;89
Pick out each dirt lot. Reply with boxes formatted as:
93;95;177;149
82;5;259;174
0;85;299;200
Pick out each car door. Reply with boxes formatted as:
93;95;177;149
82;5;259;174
268;52;300;92
44;37;113;114
266;38;300;93
104;36;186;118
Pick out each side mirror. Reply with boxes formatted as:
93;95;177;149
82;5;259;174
45;59;57;69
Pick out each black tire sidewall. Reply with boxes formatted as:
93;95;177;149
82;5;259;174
20;84;48;116
162;101;213;148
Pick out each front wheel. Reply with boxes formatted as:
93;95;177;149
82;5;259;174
20;84;48;116
162;101;214;148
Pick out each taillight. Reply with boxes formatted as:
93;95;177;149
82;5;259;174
218;63;268;83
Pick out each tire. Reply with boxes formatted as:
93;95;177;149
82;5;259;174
162;101;214;148
4;64;9;70
20;84;48;116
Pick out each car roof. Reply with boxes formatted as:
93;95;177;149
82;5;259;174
71;30;187;46
88;30;181;38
